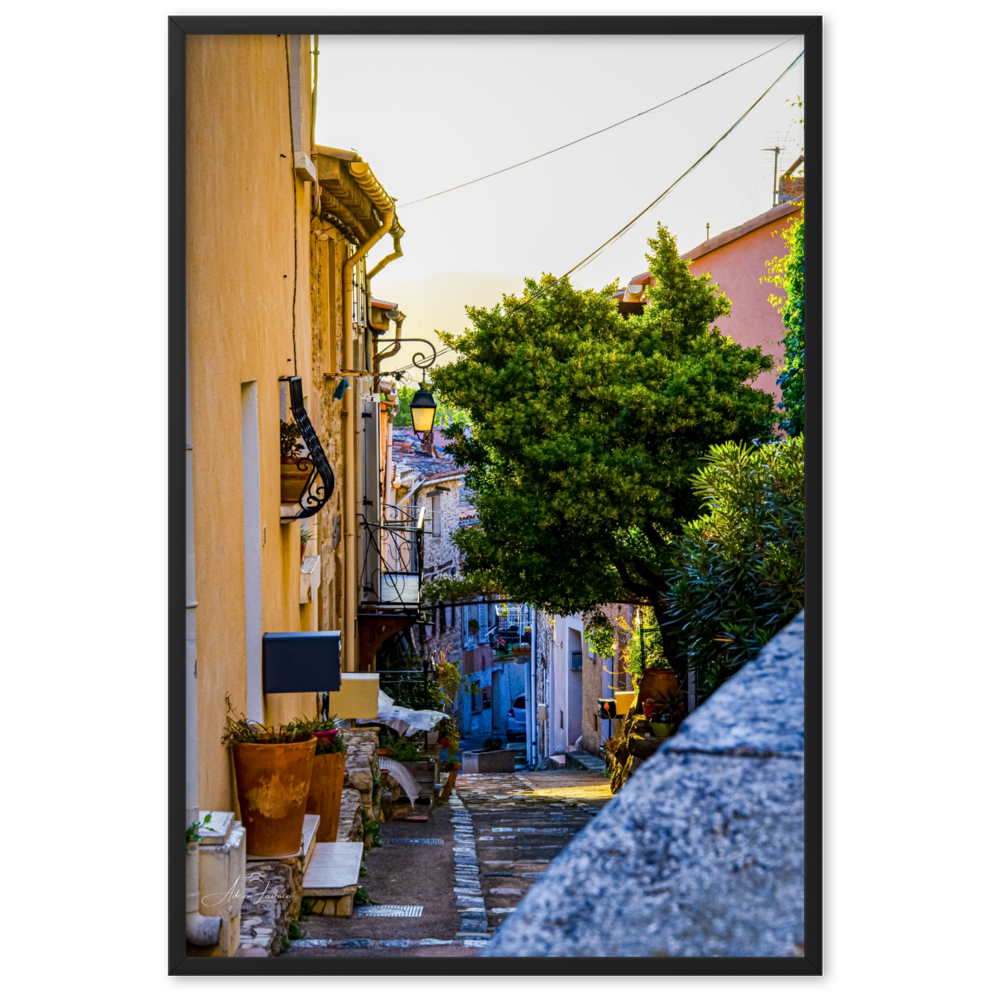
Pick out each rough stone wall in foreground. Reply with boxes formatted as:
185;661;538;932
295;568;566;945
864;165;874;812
482;611;806;958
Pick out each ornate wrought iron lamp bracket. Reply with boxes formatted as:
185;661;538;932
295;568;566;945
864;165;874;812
374;335;438;371
280;375;335;519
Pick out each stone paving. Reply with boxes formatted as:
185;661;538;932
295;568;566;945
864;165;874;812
279;770;611;959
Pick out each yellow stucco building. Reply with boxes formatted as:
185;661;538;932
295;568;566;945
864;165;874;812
186;32;410;828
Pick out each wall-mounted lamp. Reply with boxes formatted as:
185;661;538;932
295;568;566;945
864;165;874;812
409;382;438;436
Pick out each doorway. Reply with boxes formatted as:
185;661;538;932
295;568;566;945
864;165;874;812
567;627;583;746
491;669;502;731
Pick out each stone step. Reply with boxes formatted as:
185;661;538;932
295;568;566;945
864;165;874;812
564;750;606;774
303;841;364;896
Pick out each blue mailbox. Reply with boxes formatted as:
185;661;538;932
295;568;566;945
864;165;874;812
262;631;341;695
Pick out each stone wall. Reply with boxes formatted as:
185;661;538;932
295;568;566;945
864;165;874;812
239;859;300;956
343;728;380;844
483;612;806;958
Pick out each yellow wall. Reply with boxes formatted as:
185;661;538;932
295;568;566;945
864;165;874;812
187;34;319;812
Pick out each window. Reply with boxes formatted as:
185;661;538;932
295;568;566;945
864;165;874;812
430;493;441;536
445;605;453;628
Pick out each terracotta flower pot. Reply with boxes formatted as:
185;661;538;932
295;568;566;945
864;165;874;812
305;750;347;842
232;738;317;856
637;668;681;705
281;456;314;504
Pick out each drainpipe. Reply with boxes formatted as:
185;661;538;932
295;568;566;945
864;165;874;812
374;311;405;371
366;230;403;280
343;384;358;672
528;606;538;768
341;214;391;672
185;311;222;947
342;209;394;301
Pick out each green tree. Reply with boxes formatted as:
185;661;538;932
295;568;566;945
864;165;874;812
761;211;805;436
389;381;470;431
432;223;776;654
660;435;804;697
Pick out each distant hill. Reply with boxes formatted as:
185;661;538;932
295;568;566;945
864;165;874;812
370;270;524;374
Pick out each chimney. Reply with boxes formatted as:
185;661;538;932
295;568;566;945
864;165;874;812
778;156;805;203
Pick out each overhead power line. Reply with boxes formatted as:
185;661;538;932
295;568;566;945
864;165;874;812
396;48;805;374
398;37;797;208
518;49;805;304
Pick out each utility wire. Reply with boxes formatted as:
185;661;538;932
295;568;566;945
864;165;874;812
398;37;796;208
512;49;804;312
395;48;804;374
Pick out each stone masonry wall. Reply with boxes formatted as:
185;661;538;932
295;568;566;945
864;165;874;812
343;728;380;844
484;612;806;958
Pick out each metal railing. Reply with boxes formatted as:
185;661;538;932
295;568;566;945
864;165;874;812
359;503;425;608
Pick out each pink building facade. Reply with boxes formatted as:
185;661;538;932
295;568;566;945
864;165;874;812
616;199;802;404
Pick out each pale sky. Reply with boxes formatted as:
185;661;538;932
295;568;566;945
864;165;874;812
318;33;803;279
315;33;804;373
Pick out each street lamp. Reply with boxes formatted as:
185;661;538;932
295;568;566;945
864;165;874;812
409;382;437;437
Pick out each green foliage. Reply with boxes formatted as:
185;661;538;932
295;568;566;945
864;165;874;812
622;606;670;682
392;382;469;430
280;420;303;459
380;673;447;714
288;919;305;940
220;695;314;748
434;656;469;706
421;570;500;606
584;611;616;660
788;95;804;155
393;385;416;427
392;740;423;762
361;814;382;849
354;885;372;906
761;211;805;436
291;716;347;754
777;218;805;436
185;812;212;855
432;222;776;621
660;435;805;697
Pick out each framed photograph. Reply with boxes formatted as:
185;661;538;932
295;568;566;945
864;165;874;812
169;14;821;975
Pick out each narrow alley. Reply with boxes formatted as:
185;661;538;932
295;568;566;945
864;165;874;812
282;771;611;958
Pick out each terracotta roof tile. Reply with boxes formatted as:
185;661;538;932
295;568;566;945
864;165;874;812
392;427;469;483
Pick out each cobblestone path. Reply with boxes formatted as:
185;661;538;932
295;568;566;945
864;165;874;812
281;770;611;959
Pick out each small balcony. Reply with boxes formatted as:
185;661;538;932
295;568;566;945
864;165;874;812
359;503;425;609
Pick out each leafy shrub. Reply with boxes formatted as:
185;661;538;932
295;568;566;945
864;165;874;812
660;435;804;697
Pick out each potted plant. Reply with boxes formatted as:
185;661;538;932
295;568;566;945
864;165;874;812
299;718;347;843
222;698;317;857
394;739;438;798
281;420;313;504
299;526;314;563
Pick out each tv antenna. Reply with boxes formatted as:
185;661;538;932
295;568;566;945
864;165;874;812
761;145;785;207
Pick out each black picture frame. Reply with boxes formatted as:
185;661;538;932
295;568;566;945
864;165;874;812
169;13;822;976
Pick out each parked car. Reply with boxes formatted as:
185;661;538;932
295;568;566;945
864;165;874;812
506;695;527;741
